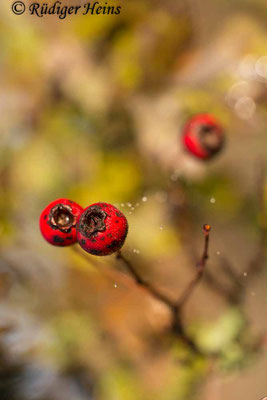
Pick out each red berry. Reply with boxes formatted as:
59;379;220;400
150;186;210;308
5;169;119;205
77;202;128;256
40;198;83;246
182;114;224;160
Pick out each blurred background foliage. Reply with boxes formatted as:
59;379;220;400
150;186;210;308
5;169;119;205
0;0;267;399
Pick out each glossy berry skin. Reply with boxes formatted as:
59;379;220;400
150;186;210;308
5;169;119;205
77;202;128;256
40;198;83;247
182;114;224;160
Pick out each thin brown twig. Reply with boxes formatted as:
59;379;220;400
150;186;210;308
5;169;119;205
185;233;237;303
116;250;176;309
195;162;266;306
172;312;202;354
116;250;202;353
168;182;238;304
117;226;212;355
176;224;211;309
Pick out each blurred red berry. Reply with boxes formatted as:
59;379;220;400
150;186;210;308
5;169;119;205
182;114;225;160
77;202;128;256
40;198;83;246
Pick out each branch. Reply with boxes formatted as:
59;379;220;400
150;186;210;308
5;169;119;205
172;312;203;354
177;224;211;309
188;162;266;306
116;251;201;353
167;184;237;304
117;226;212;354
116;250;176;309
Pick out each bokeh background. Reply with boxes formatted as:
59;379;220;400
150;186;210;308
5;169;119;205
0;0;267;399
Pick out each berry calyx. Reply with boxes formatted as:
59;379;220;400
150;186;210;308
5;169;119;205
182;114;225;160
77;202;128;256
40;198;83;246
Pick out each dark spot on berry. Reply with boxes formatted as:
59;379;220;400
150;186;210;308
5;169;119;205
100;237;105;241
49;223;58;230
44;215;47;220
67;236;73;240
107;240;118;250
90;249;102;256
107;233;113;238
115;211;122;218
81;239;86;245
53;235;65;244
90;238;96;243
115;220;119;223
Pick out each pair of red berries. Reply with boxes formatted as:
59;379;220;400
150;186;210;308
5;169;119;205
39;199;128;256
182;114;224;160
